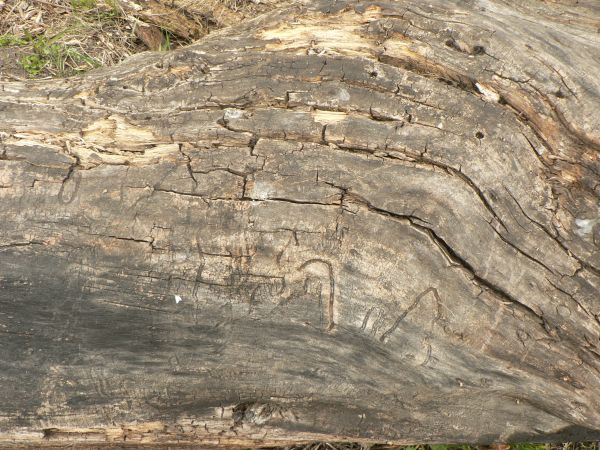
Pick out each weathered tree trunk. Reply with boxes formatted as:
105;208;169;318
1;0;600;446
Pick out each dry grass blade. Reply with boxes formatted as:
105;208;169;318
0;0;278;80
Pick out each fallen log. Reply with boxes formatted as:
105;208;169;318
1;0;600;446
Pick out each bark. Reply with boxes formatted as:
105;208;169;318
1;0;600;446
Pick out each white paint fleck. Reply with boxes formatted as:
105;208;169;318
575;217;599;237
475;82;501;103
174;295;182;304
250;180;275;200
224;108;245;120
338;88;350;101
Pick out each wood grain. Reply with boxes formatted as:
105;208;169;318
0;0;599;446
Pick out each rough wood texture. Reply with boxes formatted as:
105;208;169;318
1;0;600;446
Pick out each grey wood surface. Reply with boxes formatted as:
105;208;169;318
1;0;599;446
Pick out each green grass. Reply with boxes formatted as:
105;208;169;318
0;33;28;47
159;29;172;51
429;446;476;450
95;7;121;20
425;446;546;450
71;0;96;11
401;446;497;450
19;35;100;76
3;0;121;77
252;444;600;450
19;53;46;75
510;445;547;450
100;0;121;18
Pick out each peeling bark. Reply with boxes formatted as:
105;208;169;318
1;0;600;446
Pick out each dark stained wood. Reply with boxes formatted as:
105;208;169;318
1;0;600;446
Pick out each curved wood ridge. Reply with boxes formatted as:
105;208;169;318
0;0;599;446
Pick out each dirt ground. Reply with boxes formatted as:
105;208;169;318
0;0;276;79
